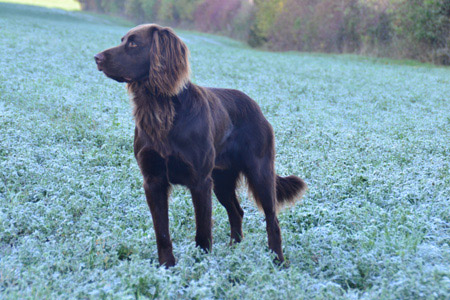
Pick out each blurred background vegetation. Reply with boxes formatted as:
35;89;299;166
77;0;449;65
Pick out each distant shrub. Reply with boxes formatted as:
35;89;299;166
153;0;200;23
78;0;103;12
262;0;449;64
248;0;284;46
392;0;450;63
266;0;393;53
173;0;201;22
230;0;255;40
140;0;158;20
195;0;241;32
194;0;254;39
100;0;125;14
357;1;393;56
156;0;174;21
123;0;143;20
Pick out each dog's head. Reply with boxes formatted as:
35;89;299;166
95;24;190;96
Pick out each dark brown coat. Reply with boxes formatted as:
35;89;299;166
95;24;307;267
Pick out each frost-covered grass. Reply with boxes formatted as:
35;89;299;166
1;2;450;299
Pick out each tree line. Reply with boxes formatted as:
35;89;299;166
79;0;450;65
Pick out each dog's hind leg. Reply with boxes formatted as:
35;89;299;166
212;169;244;244
244;156;285;263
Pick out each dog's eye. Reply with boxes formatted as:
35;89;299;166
128;41;138;48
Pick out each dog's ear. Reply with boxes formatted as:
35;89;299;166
148;27;190;96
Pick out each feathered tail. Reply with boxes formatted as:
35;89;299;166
276;175;307;209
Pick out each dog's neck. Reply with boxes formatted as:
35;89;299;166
127;81;180;154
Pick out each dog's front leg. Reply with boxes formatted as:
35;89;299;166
189;177;213;252
136;148;175;267
143;176;175;267
143;176;174;267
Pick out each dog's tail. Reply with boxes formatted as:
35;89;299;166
276;175;307;209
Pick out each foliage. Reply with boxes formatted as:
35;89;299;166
194;0;254;39
173;0;201;22
392;0;450;63
259;0;450;64
267;0;361;52
248;0;284;46
2;2;450;298
75;0;450;64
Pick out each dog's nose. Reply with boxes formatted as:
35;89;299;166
94;53;105;65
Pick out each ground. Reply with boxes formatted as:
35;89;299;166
0;1;450;299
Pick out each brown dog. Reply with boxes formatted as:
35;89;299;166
95;24;307;267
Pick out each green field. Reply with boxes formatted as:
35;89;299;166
0;0;80;10
1;2;450;299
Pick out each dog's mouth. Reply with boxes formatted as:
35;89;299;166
95;62;130;82
108;74;130;83
98;69;132;83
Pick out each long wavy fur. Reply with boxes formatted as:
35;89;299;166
127;25;190;155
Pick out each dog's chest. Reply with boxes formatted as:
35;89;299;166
166;154;193;185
